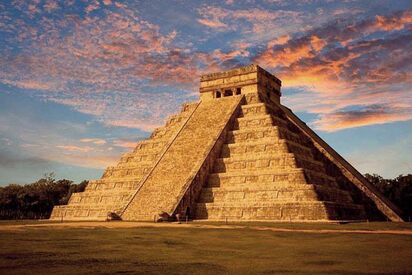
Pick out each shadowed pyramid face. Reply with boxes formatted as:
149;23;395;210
50;65;403;223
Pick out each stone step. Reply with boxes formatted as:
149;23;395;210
205;180;311;190
54;204;123;211
104;163;152;175
87;179;140;190
162;102;197;128
220;138;313;158
240;103;284;118
121;96;243;221
219;151;321;167
239;103;306;137
68;196;130;206
50;204;123;220
207;169;338;189
218;151;313;162
214;153;325;174
121;149;161;159
102;166;151;178
114;161;154;168
84;186;138;193
202;182;314;191
116;159;155;168
227;126;302;144
133;139;168;153
194;201;366;221
233;114;288;130
164;114;185;128
69;191;133;205
151;112;194;139
85;183;139;192
303;169;339;188
243;101;283;113
198;185;354;204
71;189;134;197
149;127;171;139
121;153;161;163
68;197;131;206
180;102;199;113
91;176;147;182
238;102;306;139
150;118;191;139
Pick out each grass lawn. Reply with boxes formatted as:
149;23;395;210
0;222;411;274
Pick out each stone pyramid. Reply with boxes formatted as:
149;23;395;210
51;65;403;222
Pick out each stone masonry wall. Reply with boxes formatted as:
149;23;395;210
50;102;198;220
121;96;243;221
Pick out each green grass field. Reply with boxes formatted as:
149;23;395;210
1;222;412;274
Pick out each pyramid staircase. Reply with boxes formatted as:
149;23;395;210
121;96;243;221
194;94;367;221
50;102;199;220
51;64;403;222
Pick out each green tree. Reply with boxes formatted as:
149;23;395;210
0;174;88;220
365;173;412;221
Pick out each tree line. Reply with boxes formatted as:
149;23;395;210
364;173;412;221
0;174;87;220
0;173;411;220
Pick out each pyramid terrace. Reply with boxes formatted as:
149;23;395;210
51;64;403;222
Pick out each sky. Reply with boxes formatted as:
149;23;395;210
0;0;411;185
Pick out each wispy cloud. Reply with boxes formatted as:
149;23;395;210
313;104;412;132
56;145;94;153
113;139;138;149
0;151;52;169
1;1;411;135
0;1;207;131
80;138;107;145
197;5;307;40
254;8;412;131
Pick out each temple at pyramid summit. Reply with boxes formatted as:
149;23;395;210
50;64;403;222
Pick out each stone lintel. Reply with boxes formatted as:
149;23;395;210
200;64;281;85
199;64;282;102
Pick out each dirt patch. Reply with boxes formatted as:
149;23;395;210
1;221;412;236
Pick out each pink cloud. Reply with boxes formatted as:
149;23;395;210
3;79;56;90
113;139;138;149
56;145;94;153
197;18;228;29
211;49;249;63
55;151;118;168
197;6;230;29
310;35;326;52
107;119;161;131
85;0;100;13
372;9;412;32
43;0;59;12
196;5;322;43
254;8;412;131
80;138;107;145
0;3;215;132
313;106;412;132
267;35;290;48
2;2;411;134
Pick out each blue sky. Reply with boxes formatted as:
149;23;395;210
0;0;411;185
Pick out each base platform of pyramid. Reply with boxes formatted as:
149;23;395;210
50;64;403;222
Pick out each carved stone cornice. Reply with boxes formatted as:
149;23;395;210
200;64;282;86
